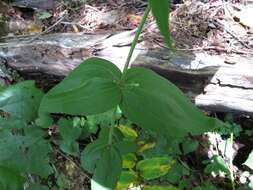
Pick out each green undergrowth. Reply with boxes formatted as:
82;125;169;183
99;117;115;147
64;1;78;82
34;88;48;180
0;0;253;190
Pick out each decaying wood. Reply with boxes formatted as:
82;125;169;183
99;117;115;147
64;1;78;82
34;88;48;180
0;31;253;115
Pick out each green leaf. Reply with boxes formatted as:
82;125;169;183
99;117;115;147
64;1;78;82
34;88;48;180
27;183;49;190
0;166;25;190
93;147;122;189
0;116;26;130
86;109;115;128
0;81;44;122
60;140;80;156
117;124;138;140
165;162;190;183
122;153;137;169
114;140;138;155
204;155;230;175
116;170;138;190
120;67;223;138
59;118;82;140
182;138;199;155
136;157;175;180
148;0;172;48
58;118;82;156
143;185;179;190
81;128;122;189
39;57;122;116
244;150;253;170
0;128;53;178
81;138;108;173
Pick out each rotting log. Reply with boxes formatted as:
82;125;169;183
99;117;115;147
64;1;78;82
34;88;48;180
0;31;253;115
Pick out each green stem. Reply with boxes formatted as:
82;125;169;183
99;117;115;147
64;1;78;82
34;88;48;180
122;5;151;75
108;107;118;145
229;132;236;190
108;5;151;145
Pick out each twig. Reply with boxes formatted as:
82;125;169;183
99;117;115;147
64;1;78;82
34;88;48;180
213;20;251;49
60;21;93;31
26;11;67;43
55;148;91;179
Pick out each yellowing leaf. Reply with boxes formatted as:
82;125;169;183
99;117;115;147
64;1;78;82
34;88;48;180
138;141;156;153
117;125;138;139
116;171;138;190
136;157;175;180
122;153;137;169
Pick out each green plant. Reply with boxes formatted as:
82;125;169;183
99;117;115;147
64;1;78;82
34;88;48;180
36;1;224;189
0;1;226;189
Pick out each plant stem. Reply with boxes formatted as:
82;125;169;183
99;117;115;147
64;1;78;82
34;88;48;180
229;132;236;190
109;5;151;145
122;5;151;75
108;107;118;145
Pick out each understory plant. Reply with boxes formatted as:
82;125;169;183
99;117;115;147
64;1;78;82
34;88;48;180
0;0;226;190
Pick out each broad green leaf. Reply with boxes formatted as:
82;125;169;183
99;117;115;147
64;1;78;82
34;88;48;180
60;140;80;156
114;140;138;155
93;147;122;189
0;166;25;190
35;114;53;128
82;128;122;189
148;0;172;48
58;118;81;139
27;183;49;190
116;170;138;190
81;138;108;173
165;162;190;183
58;118;82;156
91;179;110;190
0;81;44;122
120;68;223;138
136;157;175;180
39;57;122;116
0;128;53;178
0;116;26;130
243;150;253;170
143;185;179;190
86;108;115;128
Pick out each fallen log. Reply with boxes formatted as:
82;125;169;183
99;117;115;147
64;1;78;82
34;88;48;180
0;31;253;115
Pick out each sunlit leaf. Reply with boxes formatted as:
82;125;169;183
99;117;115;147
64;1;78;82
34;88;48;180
116;170;138;190
117;124;138;140
243;150;253;170
122;153;137;169
136;157;175;180
138;141;156;153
